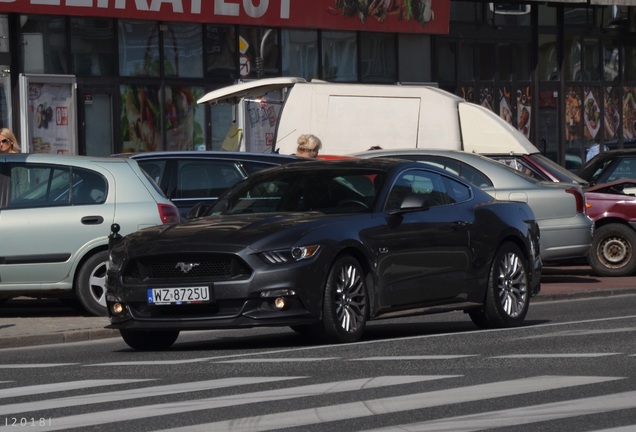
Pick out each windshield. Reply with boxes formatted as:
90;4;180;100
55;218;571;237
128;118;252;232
210;168;385;216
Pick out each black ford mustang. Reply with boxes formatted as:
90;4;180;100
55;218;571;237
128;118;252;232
106;158;541;350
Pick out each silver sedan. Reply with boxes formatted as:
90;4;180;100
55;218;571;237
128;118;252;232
354;149;593;264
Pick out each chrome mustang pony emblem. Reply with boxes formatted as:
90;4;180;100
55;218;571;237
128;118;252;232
175;262;200;274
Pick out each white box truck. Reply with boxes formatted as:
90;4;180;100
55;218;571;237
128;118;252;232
197;77;540;157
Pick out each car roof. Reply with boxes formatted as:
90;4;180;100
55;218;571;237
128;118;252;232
249;156;442;174
4;153;134;165
114;151;301;163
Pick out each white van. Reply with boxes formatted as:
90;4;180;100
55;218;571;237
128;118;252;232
197;77;540;157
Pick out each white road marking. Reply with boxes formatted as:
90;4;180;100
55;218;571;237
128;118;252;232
0;379;152;399
492;353;621;358
4;376;457;431
359;390;636;431
215;357;340;363
350;356;477;361
0;376;301;417
0;364;77;368
521;327;636;339
154;376;621;432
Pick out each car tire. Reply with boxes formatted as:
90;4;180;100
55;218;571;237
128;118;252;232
120;329;180;351
75;250;109;316
316;255;368;343
469;242;529;329
588;223;636;277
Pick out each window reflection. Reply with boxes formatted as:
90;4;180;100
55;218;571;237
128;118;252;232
360;32;396;83
164;23;202;78
538;34;558;81
118;20;159;77
322;31;357;82
20;15;67;74
281;29;318;80
205;25;237;80
71;18;114;76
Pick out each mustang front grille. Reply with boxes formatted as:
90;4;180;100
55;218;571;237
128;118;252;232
122;253;252;283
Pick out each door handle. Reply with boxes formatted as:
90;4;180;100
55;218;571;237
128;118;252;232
81;216;104;225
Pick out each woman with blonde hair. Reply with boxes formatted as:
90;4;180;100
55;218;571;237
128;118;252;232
0;128;21;153
295;134;322;158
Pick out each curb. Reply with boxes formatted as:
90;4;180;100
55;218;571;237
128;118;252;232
0;328;119;349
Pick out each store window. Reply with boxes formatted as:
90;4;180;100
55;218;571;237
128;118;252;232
603;40;619;82
459;43;474;82
118;20;160;77
322;31;357;82
582;38;601;81
71;18;114;76
360;32;396;83
398;34;432;83
624;44;636;82
205;25;237;80
478;43;494;81
497;44;512;81
238;27;279;79
436;40;456;84
513;44;531;81
281;29;318;80
538;34;558;81
20;15;68;74
164;23;203;78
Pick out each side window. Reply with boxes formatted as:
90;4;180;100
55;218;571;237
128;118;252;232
444;176;471;203
137;160;166;186
240;161;276;175
176;161;245;199
72;168;107;205
607;158;636;182
418;156;494;188
8;165;71;208
385;169;456;211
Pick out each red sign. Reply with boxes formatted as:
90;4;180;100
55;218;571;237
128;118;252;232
0;0;449;34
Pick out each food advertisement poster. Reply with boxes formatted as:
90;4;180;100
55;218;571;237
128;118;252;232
121;85;162;152
583;87;601;140
604;87;619;141
623;86;636;140
459;86;474;103
479;86;494;112
164;86;206;151
499;87;513;125
517;86;532;139
565;87;583;142
19;74;77;155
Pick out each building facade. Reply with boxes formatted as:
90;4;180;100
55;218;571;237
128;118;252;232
0;1;633;170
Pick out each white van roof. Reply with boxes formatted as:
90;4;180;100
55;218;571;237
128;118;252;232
197;77;306;105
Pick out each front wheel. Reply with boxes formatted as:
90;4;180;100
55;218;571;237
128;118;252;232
315;255;368;343
588;223;636;277
120;329;180;351
75;250;109;316
469;243;529;329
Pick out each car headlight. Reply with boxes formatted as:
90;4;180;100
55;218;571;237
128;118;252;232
108;242;128;273
260;245;320;264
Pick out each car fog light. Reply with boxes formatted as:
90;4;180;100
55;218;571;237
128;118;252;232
261;289;296;298
112;303;124;314
273;297;286;310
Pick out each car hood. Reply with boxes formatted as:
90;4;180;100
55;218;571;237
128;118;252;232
122;212;349;253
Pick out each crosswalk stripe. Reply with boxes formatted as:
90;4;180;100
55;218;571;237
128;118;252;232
0;376;301;417
0;364;77;368
492;354;621;358
4;376;457;431
216;357;340;363
350;356;477;361
359;390;636;431
154;375;622;432
0;379;152;399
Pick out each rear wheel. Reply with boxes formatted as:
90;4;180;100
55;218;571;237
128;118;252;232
315;255;368;343
75;250;109;316
588;223;636;277
469;243;529;329
120;329;180;351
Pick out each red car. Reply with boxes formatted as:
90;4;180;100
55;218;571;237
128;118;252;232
492;151;636;277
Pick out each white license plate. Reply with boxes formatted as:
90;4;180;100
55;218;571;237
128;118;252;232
147;286;211;305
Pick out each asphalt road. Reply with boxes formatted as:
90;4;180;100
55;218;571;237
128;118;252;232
1;294;635;432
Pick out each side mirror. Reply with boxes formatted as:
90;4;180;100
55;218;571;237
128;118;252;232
400;193;430;210
186;201;212;219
